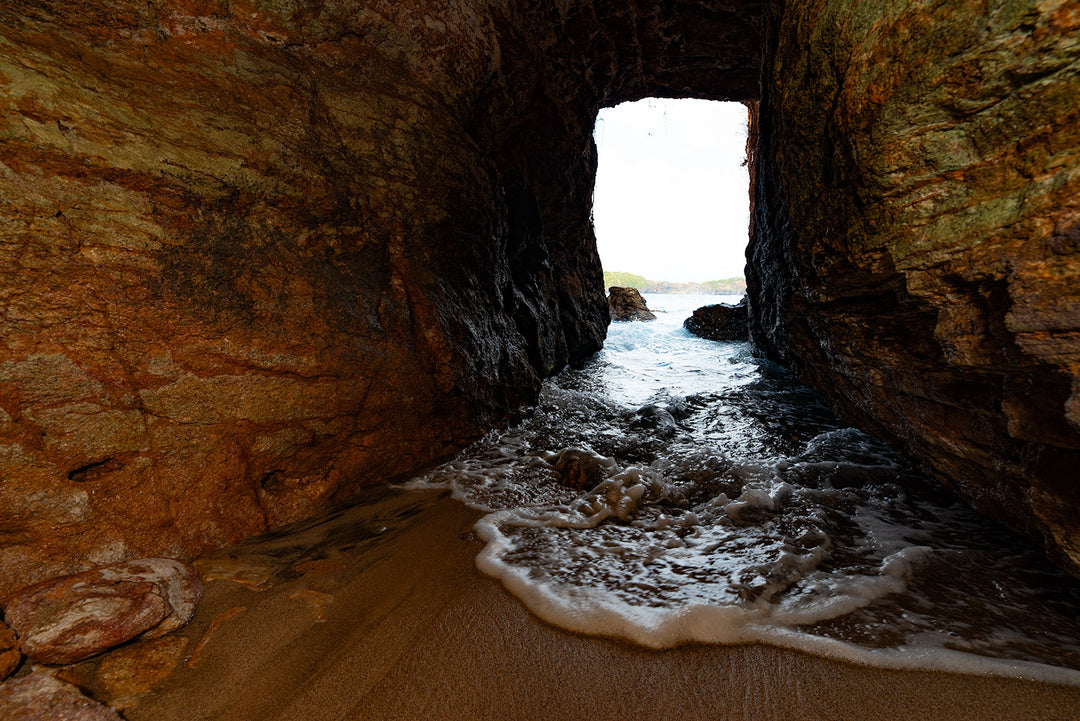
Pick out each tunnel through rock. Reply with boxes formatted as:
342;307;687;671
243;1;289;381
0;0;1079;598
592;98;751;286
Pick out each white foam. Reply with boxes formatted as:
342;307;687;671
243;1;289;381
402;294;1080;686
475;514;1080;685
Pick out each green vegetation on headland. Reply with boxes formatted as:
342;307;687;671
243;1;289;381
603;271;746;295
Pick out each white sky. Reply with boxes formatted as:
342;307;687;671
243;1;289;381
592;98;750;282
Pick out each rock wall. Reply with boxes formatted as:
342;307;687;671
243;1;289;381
4;0;1077;596
0;0;761;596
748;0;1080;573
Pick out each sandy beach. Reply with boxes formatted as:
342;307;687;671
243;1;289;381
102;488;1080;721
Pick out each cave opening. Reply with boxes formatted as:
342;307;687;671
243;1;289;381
592;98;750;293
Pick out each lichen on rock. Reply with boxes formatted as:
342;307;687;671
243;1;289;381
746;0;1080;573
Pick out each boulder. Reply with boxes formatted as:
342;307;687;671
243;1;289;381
3;559;202;665
608;287;657;322
0;672;122;720
112;559;203;638
96;635;189;707
683;299;750;341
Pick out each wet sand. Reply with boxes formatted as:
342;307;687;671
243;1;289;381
121;488;1080;721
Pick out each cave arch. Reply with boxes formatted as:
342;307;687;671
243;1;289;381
592;98;752;286
0;0;1078;596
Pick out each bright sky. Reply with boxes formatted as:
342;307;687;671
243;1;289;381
592;98;750;282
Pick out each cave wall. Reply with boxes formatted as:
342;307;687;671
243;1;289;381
748;0;1080;573
0;0;761;596
4;0;1077;599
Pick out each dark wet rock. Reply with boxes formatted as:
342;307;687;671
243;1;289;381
0;621;20;680
629;405;680;437
3;559;202;665
0;672;122;720
684;300;750;341
665;397;694;422
608;287;657;322
554;449;611;490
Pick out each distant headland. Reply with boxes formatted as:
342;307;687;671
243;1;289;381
603;271;746;295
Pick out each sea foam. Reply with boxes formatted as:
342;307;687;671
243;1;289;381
404;294;1080;686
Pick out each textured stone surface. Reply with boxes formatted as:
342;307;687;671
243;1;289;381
608;287;657;322
0;620;19;680
107;559;203;638
3;559;201;664
684;300;750;341
0;672;123;720
747;0;1080;572
0;0;761;597
554;448;611;490
2;0;1078;584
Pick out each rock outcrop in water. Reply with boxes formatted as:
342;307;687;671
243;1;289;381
684;300;750;341
608;287;657;322
747;1;1080;575
0;0;1078;589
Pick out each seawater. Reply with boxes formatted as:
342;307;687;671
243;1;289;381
405;293;1080;685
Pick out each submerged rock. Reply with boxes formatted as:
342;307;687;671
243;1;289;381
608;287;657;322
3;559;201;665
684;299;750;341
0;672;122;720
554;448;612;490
96;635;189;708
